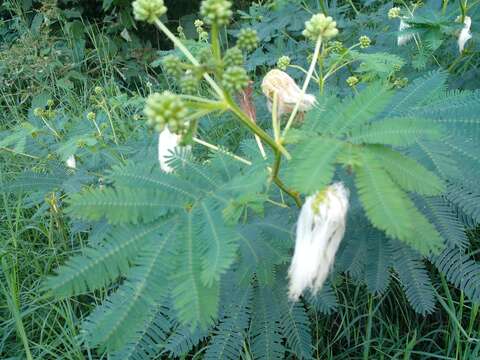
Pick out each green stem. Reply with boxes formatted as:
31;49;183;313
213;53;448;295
154;19;224;99
271;151;302;207
211;23;221;63
226;94;291;159
282;36;322;138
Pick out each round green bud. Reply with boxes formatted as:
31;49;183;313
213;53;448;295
177;25;186;39
388;7;401;19
223;47;244;68
237;28;258;52
346;76;359;87
392;63;402;72
303;13;339;41
194;19;205;31
47;99;54;107
394;77;408;88
277;55;291;70
144;91;188;134
359;35;371;48
199;31;209;42
94;86;104;95
132;0;167;23
222;66;249;93
180;73;198;94
329;40;344;53
162;55;183;78
33;108;44;117
87;111;96;121
200;0;233;26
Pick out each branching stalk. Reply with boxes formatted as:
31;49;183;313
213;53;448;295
282;36;323;138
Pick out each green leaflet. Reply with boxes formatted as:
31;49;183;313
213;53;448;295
81;224;177;351
171;212;219;329
365;230;393;294
285;137;342;194
196;203;240;285
324;83;392;135
43;220;171;297
354;149;443;255
67;187;184;224
204;285;252;360
368;146;445;196
348;117;442;146
392;241;436;315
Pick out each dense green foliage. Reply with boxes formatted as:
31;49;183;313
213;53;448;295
1;0;480;359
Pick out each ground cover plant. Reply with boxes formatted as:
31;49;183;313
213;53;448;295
1;0;480;359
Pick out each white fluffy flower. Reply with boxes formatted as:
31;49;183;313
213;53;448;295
261;69;316;116
458;16;472;53
66;155;76;169
397;19;414;46
158;127;180;173
288;182;349;301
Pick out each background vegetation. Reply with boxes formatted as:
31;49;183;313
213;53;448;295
1;0;480;359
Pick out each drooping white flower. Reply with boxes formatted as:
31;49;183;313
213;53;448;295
261;69;316;116
158;127;180;173
66;155;76;169
288;182;349;301
397;19;414;46
458;16;472;53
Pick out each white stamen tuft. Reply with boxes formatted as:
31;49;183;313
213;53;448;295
66;155;76;169
458;16;472;53
288;182;349;301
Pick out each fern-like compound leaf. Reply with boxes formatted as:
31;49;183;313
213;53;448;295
286;137;342;194
355;149;443;254
171;212;219;329
392;241;436;315
67;187;184;224
196;203;240;286
365;230;393;294
370;146;445;196
204;285;252;360
278;293;313;359
250;286;285;359
43;221;171;297
431;245;480;303
348;117;442;147
81;224;177;351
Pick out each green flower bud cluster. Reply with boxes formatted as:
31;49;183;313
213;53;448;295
132;0;167;23
393;77;408;88
223;47;244;68
392;63;403;72
329;40;344;53
222;66;249;93
359;35;371;48
144;91;188;133
200;0;233;26
388;7;401;19
277;56;291;70
346;76;359;87
303;13;339;41
177;25;186;39
162;55;184;78
194;19;209;41
47;99;55;107
87;111;96;121
94;86;104;95
34;107;56;119
237;28;258;52
180;72;199;94
198;47;214;64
